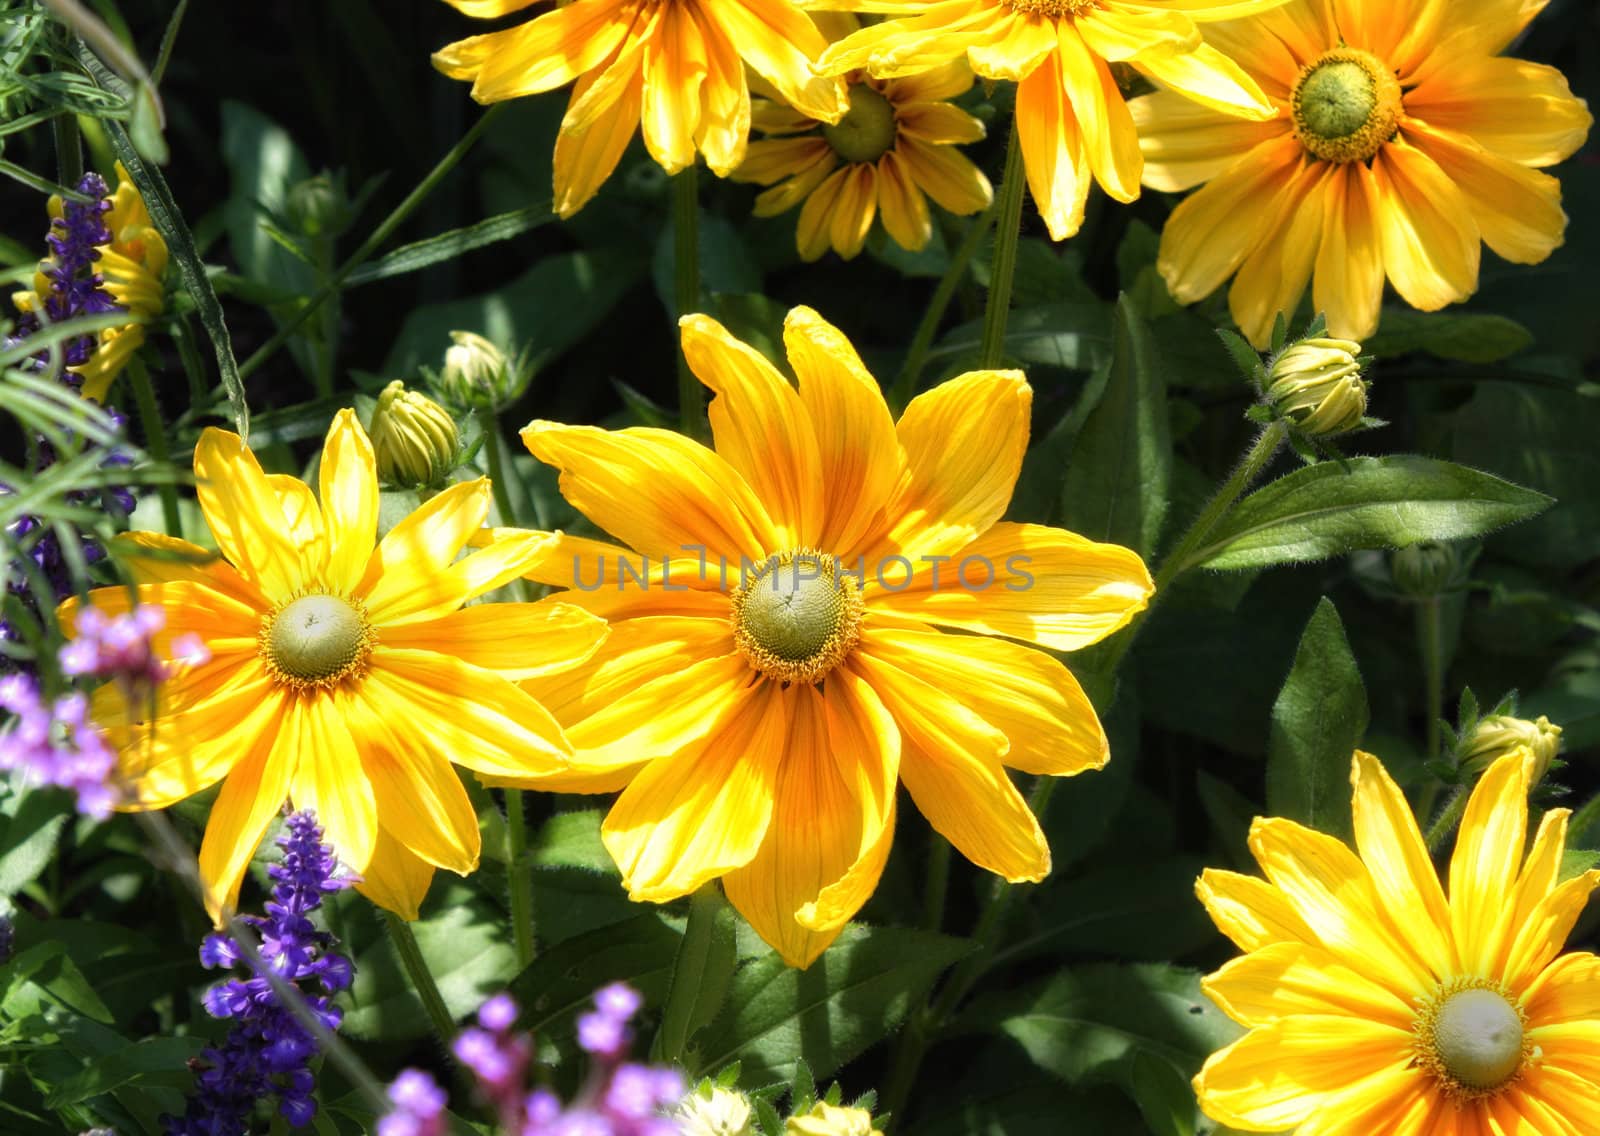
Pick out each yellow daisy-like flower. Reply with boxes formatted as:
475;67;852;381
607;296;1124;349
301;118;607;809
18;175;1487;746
1131;0;1594;347
1195;750;1600;1133
499;305;1154;967
60;410;607;924
432;0;848;218
819;0;1284;241
733;46;992;261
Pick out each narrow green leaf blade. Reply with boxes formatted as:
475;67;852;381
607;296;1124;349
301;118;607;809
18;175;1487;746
1191;456;1552;571
1060;293;1172;558
345;203;556;288
1266;598;1367;841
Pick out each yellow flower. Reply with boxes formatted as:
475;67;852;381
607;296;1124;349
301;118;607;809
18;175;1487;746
785;1102;873;1136
500;305;1153;967
819;0;1282;241
432;0;847;218
1194;750;1600;1133
1131;0;1594;347
733;39;991;261
59;410;607;924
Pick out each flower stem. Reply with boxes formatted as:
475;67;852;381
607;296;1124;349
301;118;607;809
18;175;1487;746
383;910;457;1045
978;115;1025;370
1412;596;1449;826
891;206;997;411
237;103;506;382
673;163;703;438
476;405;518;526
1425;785;1468;853
1569;791;1600;847
504;787;536;970
126;353;182;537
921;838;950;933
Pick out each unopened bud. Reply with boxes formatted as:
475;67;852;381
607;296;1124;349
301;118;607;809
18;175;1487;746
1460;715;1562;784
673;1086;754;1136
1390;540;1460;598
1265;336;1367;436
436;330;531;412
786;1103;873;1136
286;171;354;240
369;381;460;488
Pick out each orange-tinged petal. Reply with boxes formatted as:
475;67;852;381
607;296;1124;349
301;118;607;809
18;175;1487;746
782;306;906;558
522;421;778;565
434;0;637;101
1015;50;1090;240
1195;867;1318;952
875;150;934;252
1313;161;1386;343
289;694;377;879
1074;5;1199;63
882;370;1029;562
318;408;379;596
965;12;1055;81
553;36;648;218
358;479;491;623
66;579;259;657
1349;751;1454;977
1131;39;1276;121
852;648;1050;882
1130;90;1284;193
682;312;824;547
379;600;607;681
869;521;1152;651
1448;750;1529;977
699;0;845;122
639;0;705;173
1193;1016;1415;1131
736;136;834;188
1502;868;1600;995
1369;139;1480;313
1407;0;1555;80
1524;952;1600;1026
896;101;985;146
896;137;993;215
1406;55;1591;169
1530;1019;1600;1083
1202;940;1417;1030
193;427;306;602
796;167;850;261
356;825;437;922
829;163;879;260
695;7;753;175
197;700;296;925
1056;21;1141;202
862;626;1105;776
602;681;787;901
1228;158;1325;347
118;670;280;808
108;531;266;611
1504;1066;1600;1135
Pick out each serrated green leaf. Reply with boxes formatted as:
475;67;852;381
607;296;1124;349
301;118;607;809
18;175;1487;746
693;924;972;1084
1189;456;1552;571
1266;598;1367;842
43;1036;204;1107
655;885;737;1064
1060;293;1172;558
1364;310;1533;363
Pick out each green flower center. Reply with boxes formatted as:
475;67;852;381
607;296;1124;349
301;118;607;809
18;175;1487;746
261;593;372;690
822;85;897;164
1290;48;1402;163
731;550;863;685
1414;980;1530;1099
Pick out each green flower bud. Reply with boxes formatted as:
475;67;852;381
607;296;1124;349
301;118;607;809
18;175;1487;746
436;330;531;412
1460;714;1562;784
1390;540;1461;598
369;380;460;488
672;1086;755;1136
785;1103;873;1136
285;171;354;240
1265;336;1367;436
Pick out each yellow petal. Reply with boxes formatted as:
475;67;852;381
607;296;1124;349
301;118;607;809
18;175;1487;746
1227;158;1325;347
553;37;647;218
193;427;307;602
965;12;1055;81
695;9;753;175
875;150;935;252
1249;817;1431;998
860;626;1106;776
366;649;573;779
355;825;437;921
1405;121;1568;265
1312;162;1386;343
1194;867;1318;953
108;531;266;611
723;680;896;968
1524;951;1600;1026
521;421;778;565
868;521;1152;651
1529;1020;1600;1085
829;163;879;260
265;475;326;577
198;701;297;926
602;682;787;901
1131;40;1276;121
1202;940;1417;1031
1193;1016;1416;1131
118;671;280;808
682;312;825;547
66;578;259;657
1405;0;1551;81
1448;750;1529;977
520;532;731;621
1015;51;1090;240
1074;5;1199;63
438;0;541;16
318;408;379;596
699;0;845;122
735;136;834;187
1369;139;1480;312
358;479;491;623
796;167;851;261
1056;21;1141;203
639;0;705;173
888;57;979;103
1406;55;1592;169
816;0;993;81
882;369;1030;562
1502;867;1600;995
896;137;994;215
1349;751;1454;978
1502;1067;1600;1135
289;694;377;879
380;599;606;682
434;0;636;101
1129;89;1283;193
782;306;907;558
896;101;985;145
852;649;1049;882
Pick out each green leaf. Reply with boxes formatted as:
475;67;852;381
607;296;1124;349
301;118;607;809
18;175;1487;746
959;963;1239;1088
511;914;684;1035
693;924;972;1084
1;942;114;1025
0;789;67;901
1266;598;1367;842
218;101;314;292
1130;1051;1198;1136
1007;856;1215;966
1363;309;1533;363
655;886;738;1065
44;1036;205;1107
345;203;557;288
530;809;616;875
933;303;1112;371
1189;456;1552;571
1060;293;1172;558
